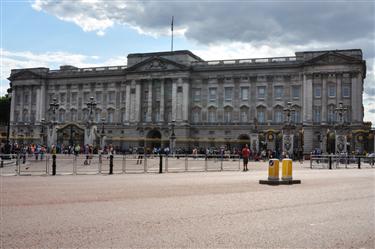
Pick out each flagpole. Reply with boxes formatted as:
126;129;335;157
171;16;174;52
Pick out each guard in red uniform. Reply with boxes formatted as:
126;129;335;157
242;144;250;171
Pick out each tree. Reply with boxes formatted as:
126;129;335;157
0;94;11;125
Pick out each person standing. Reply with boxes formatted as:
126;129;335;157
242;144;250;171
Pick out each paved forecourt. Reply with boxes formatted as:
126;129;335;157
1;166;374;248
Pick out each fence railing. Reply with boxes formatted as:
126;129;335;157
310;154;375;169
0;153;241;176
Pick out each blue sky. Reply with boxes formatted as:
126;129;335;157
1;0;374;122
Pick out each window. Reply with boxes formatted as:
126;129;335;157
58;110;65;123
208;108;216;123
121;91;126;103
30;111;36;123
209;88;217;102
257;87;266;99
314;86;321;98
328;105;335;123
177;86;183;93
71;92;77;104
24;93;29;104
96;92;102;103
31;92;37;104
274;86;283;98
108;91;115;104
342;86;350;98
71;110;77;122
83;109;89;121
291;110;300;123
95;110;101;123
16;94;21;105
257;111;265;123
22;110;28;122
224;108;232;123
14;111;20;122
224;87;233;101
313;108;321;122
108;110;114;123
328;85;336;97
83;92;89;103
292;86;300;99
121;109;126;123
241;87;249;101
192;110;200;123
240;107;248;122
60;93;66;103
193;89;201;102
275;110;283;123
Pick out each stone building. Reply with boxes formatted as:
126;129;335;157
7;49;373;154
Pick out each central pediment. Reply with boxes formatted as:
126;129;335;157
304;51;361;65
125;56;189;72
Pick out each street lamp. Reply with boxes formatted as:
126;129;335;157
282;102;296;158
86;96;97;123
170;120;176;156
49;98;59;123
334;101;348;154
101;117;105;135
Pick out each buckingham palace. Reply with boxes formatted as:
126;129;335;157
7;48;373;155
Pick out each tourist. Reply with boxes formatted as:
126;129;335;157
242;144;250;171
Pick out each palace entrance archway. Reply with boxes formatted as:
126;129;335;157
146;129;162;150
57;123;84;147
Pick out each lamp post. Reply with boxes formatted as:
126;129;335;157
282;102;296;158
169;120;176;156
49;98;60;123
100;117;106;149
86;96;97;123
334;101;348;154
48;98;59;147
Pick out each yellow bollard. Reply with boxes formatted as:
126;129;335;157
268;159;279;181
282;158;293;181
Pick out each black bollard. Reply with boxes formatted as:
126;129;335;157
52;154;56;175
109;154;113;174
358;156;361;169
329;156;332;170
159;154;163;174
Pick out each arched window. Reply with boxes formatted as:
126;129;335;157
274;106;284;123
224;106;233;123
240;106;249;123
71;109;77;122
107;109;114;123
328;105;335;124
256;106;266;123
208;107;216;123
22;109;29;122
58;109;65;123
192;107;201;123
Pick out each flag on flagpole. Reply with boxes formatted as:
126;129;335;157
171;16;174;31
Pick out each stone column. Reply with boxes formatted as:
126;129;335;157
351;73;362;123
147;80;153;122
41;83;46;120
135;80;141;122
125;84;131;122
321;75;327;124
36;87;41;122
172;78;177;121
337;74;342;104
10;86;16;122
182;78;189;121
303;74;313;124
159;79;165;122
358;73;364;122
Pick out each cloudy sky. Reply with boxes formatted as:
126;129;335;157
1;0;374;122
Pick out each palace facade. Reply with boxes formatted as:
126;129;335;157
7;49;373;154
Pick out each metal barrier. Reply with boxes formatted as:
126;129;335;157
1;153;245;176
310;154;375;169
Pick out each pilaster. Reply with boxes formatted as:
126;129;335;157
125;83;131;122
147;80;153;122
303;73;313;124
321;75;327;123
182;78;189;121
135;80;141;122
172;78;177;121
160;79;165;122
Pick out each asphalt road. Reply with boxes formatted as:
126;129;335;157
1;167;374;248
